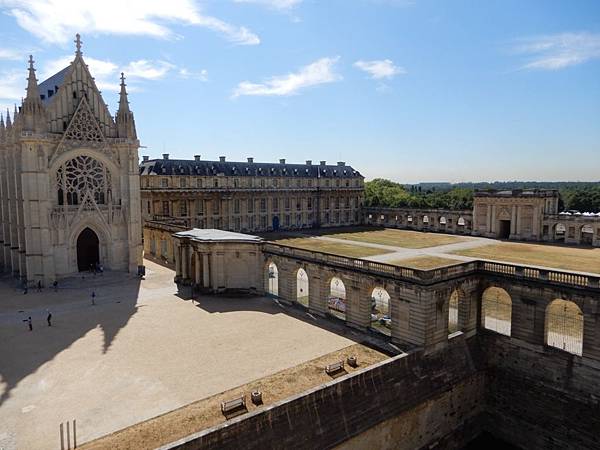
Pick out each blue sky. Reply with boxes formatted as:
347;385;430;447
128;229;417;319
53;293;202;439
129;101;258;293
0;0;599;182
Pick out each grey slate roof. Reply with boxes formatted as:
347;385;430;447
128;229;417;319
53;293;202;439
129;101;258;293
173;228;263;242
139;158;363;178
38;66;70;104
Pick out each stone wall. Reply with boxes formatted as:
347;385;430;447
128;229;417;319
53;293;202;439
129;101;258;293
159;336;486;450
481;334;600;450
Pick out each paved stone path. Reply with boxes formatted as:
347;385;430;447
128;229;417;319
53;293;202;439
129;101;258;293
310;234;495;263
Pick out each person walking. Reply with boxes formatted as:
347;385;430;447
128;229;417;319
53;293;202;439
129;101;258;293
53;280;58;292
37;280;42;292
23;316;32;331
91;291;96;306
47;310;52;327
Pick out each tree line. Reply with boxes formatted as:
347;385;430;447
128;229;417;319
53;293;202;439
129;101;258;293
364;179;600;212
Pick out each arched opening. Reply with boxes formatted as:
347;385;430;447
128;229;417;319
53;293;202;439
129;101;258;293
328;277;346;320
439;216;447;225
370;287;391;336
423;215;429;225
267;262;279;297
272;216;280;231
77;227;100;272
448;289;463;335
296;268;309;307
457;217;466;226
481;287;512;336
581;224;594;245
545;299;583;356
553;223;566;242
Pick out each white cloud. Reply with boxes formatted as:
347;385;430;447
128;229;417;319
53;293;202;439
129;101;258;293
0;0;260;45
123;60;175;80
233;56;341;97
233;0;302;10
0;70;25;104
514;32;600;70
0;48;25;60
354;59;405;79
178;68;208;81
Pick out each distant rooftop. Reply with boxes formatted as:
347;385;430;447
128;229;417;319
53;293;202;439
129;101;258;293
474;189;559;198
139;156;362;178
173;228;263;243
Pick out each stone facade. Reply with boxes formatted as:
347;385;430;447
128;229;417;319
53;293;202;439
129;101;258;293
366;189;600;247
140;155;364;233
472;189;559;240
0;36;142;285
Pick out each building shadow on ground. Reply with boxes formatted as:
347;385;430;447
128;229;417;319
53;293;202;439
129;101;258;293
0;272;141;407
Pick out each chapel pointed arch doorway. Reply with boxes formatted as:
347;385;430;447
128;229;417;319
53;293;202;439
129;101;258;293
77;227;100;272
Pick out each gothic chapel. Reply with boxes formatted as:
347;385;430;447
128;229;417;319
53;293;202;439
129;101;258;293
0;35;143;285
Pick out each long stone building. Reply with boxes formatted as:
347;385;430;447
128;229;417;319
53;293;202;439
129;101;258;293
366;188;600;247
0;36;143;285
141;155;364;262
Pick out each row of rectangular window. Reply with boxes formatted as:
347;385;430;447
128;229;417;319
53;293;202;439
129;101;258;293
146;177;362;189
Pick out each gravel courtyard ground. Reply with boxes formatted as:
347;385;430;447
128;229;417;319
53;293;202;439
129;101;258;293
0;260;364;450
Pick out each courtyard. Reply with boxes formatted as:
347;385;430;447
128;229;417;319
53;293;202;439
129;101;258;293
0;260;383;450
271;227;600;274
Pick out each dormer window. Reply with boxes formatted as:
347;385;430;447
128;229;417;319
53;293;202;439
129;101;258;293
73;91;77;99
47;90;53;98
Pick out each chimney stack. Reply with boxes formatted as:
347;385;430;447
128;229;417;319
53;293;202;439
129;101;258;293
194;155;201;162
320;160;326;166
306;160;312;165
163;153;169;160
247;157;254;163
142;155;149;162
219;156;226;162
337;161;345;166
279;158;286;164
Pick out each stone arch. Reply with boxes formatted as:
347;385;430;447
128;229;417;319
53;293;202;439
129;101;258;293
457;216;466;226
327;276;347;320
481;286;512;336
68;219;111;274
265;261;279;297
439;216;447;225
448;288;466;335
370;286;391;336
581;224;594;245
422;215;429;224
296;267;309;307
545;299;583;356
553;223;566;242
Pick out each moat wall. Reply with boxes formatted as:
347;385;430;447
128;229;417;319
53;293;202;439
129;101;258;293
161;331;600;450
481;334;600;450
160;335;486;450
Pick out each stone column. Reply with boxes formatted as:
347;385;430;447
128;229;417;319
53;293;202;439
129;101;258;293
174;244;182;278
202;253;210;288
308;270;326;316
346;280;370;330
516;205;522;237
181;245;188;280
490;205;497;234
486;204;492;234
194;251;201;285
511;205;517;235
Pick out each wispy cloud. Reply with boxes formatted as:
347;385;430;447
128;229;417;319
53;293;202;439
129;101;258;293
38;55;203;94
232;57;341;98
178;68;208;81
0;48;26;60
233;0;302;10
514;32;600;70
354;59;405;79
0;69;25;106
0;0;260;45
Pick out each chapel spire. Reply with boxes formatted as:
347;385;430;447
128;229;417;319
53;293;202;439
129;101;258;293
116;72;137;139
6;109;11;129
22;54;46;133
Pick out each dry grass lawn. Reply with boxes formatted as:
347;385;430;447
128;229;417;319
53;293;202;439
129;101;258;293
454;242;600;274
327;229;467;249
81;343;387;450
275;238;393;258
388;256;464;270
